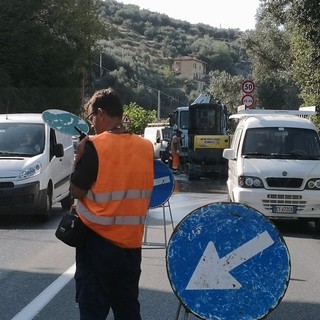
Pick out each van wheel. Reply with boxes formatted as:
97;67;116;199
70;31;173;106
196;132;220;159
61;192;74;211
37;190;52;221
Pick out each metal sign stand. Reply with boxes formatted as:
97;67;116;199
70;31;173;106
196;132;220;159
175;302;191;320
143;199;174;249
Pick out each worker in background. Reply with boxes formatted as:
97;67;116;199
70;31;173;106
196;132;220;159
70;87;154;320
171;129;182;174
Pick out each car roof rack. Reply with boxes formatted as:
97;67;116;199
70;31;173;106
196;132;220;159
230;105;317;119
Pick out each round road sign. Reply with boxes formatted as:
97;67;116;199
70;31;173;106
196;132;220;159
242;80;255;94
242;94;255;108
166;202;290;320
149;159;174;208
42;109;89;137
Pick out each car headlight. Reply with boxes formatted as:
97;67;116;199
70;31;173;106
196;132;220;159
239;176;264;188
19;162;42;180
306;178;320;190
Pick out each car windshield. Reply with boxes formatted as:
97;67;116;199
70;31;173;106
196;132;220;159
242;127;320;159
0;123;45;156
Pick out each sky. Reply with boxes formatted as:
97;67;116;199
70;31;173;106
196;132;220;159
119;0;260;31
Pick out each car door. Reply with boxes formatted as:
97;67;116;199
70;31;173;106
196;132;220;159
228;127;243;200
49;129;71;201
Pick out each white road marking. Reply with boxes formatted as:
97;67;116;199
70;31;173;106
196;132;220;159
11;263;76;320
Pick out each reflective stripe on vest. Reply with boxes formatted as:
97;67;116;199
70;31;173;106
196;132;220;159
77;201;146;226
86;189;152;203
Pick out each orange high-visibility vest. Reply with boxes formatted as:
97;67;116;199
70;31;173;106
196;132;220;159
76;132;154;248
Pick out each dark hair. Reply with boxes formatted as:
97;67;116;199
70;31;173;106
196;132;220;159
86;87;123;118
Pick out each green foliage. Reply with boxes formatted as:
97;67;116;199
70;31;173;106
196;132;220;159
93;0;249;111
192;37;237;75
262;0;320;111
290;30;320;106
162;66;176;86
242;4;301;109
123;102;157;135
0;0;107;113
207;71;245;115
0;0;253;118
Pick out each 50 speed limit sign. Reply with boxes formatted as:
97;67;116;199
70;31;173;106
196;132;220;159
242;80;255;94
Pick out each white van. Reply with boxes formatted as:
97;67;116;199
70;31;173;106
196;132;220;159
0;113;74;219
223;109;320;230
143;124;171;160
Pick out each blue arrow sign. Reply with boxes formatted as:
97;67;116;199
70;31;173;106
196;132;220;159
149;160;174;208
42;109;89;137
166;202;290;320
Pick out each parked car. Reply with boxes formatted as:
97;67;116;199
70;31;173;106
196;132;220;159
143;123;171;161
223;108;320;231
0;113;74;219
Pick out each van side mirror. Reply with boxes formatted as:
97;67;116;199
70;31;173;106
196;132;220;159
223;148;236;160
156;137;161;144
54;143;64;158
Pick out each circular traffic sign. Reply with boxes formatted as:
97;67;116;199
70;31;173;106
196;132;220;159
242;94;255;108
166;202;290;320
149;160;174;208
242;80;255;94
42;109;89;136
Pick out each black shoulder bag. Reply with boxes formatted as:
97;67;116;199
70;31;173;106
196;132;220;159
55;205;89;247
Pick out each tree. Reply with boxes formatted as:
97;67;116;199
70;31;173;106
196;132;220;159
191;36;236;74
242;4;301;109
123;102;157;135
207;70;244;115
264;0;320;107
0;0;108;113
291;31;320;106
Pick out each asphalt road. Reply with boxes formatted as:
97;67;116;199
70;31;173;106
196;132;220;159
1;174;320;320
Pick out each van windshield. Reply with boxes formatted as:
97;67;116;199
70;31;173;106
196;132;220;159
242;127;320;159
0;123;45;156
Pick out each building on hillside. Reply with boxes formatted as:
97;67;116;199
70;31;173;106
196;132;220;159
172;56;207;90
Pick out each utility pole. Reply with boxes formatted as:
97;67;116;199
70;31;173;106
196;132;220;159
157;90;161;119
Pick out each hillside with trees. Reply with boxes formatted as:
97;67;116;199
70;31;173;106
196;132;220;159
0;0;251;118
2;0;319;126
0;0;108;115
90;0;251;117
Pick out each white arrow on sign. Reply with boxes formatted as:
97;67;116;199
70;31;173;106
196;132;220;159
186;231;274;290
154;176;170;186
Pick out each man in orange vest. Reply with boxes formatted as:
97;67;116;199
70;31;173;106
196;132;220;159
171;129;182;174
70;88;154;320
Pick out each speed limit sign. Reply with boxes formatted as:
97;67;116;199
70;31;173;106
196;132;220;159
242;80;255;94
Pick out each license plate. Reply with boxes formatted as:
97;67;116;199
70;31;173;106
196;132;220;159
272;205;297;214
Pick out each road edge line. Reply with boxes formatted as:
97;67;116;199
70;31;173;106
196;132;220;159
11;263;76;320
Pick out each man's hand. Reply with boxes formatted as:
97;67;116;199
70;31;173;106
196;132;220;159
74;135;90;165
